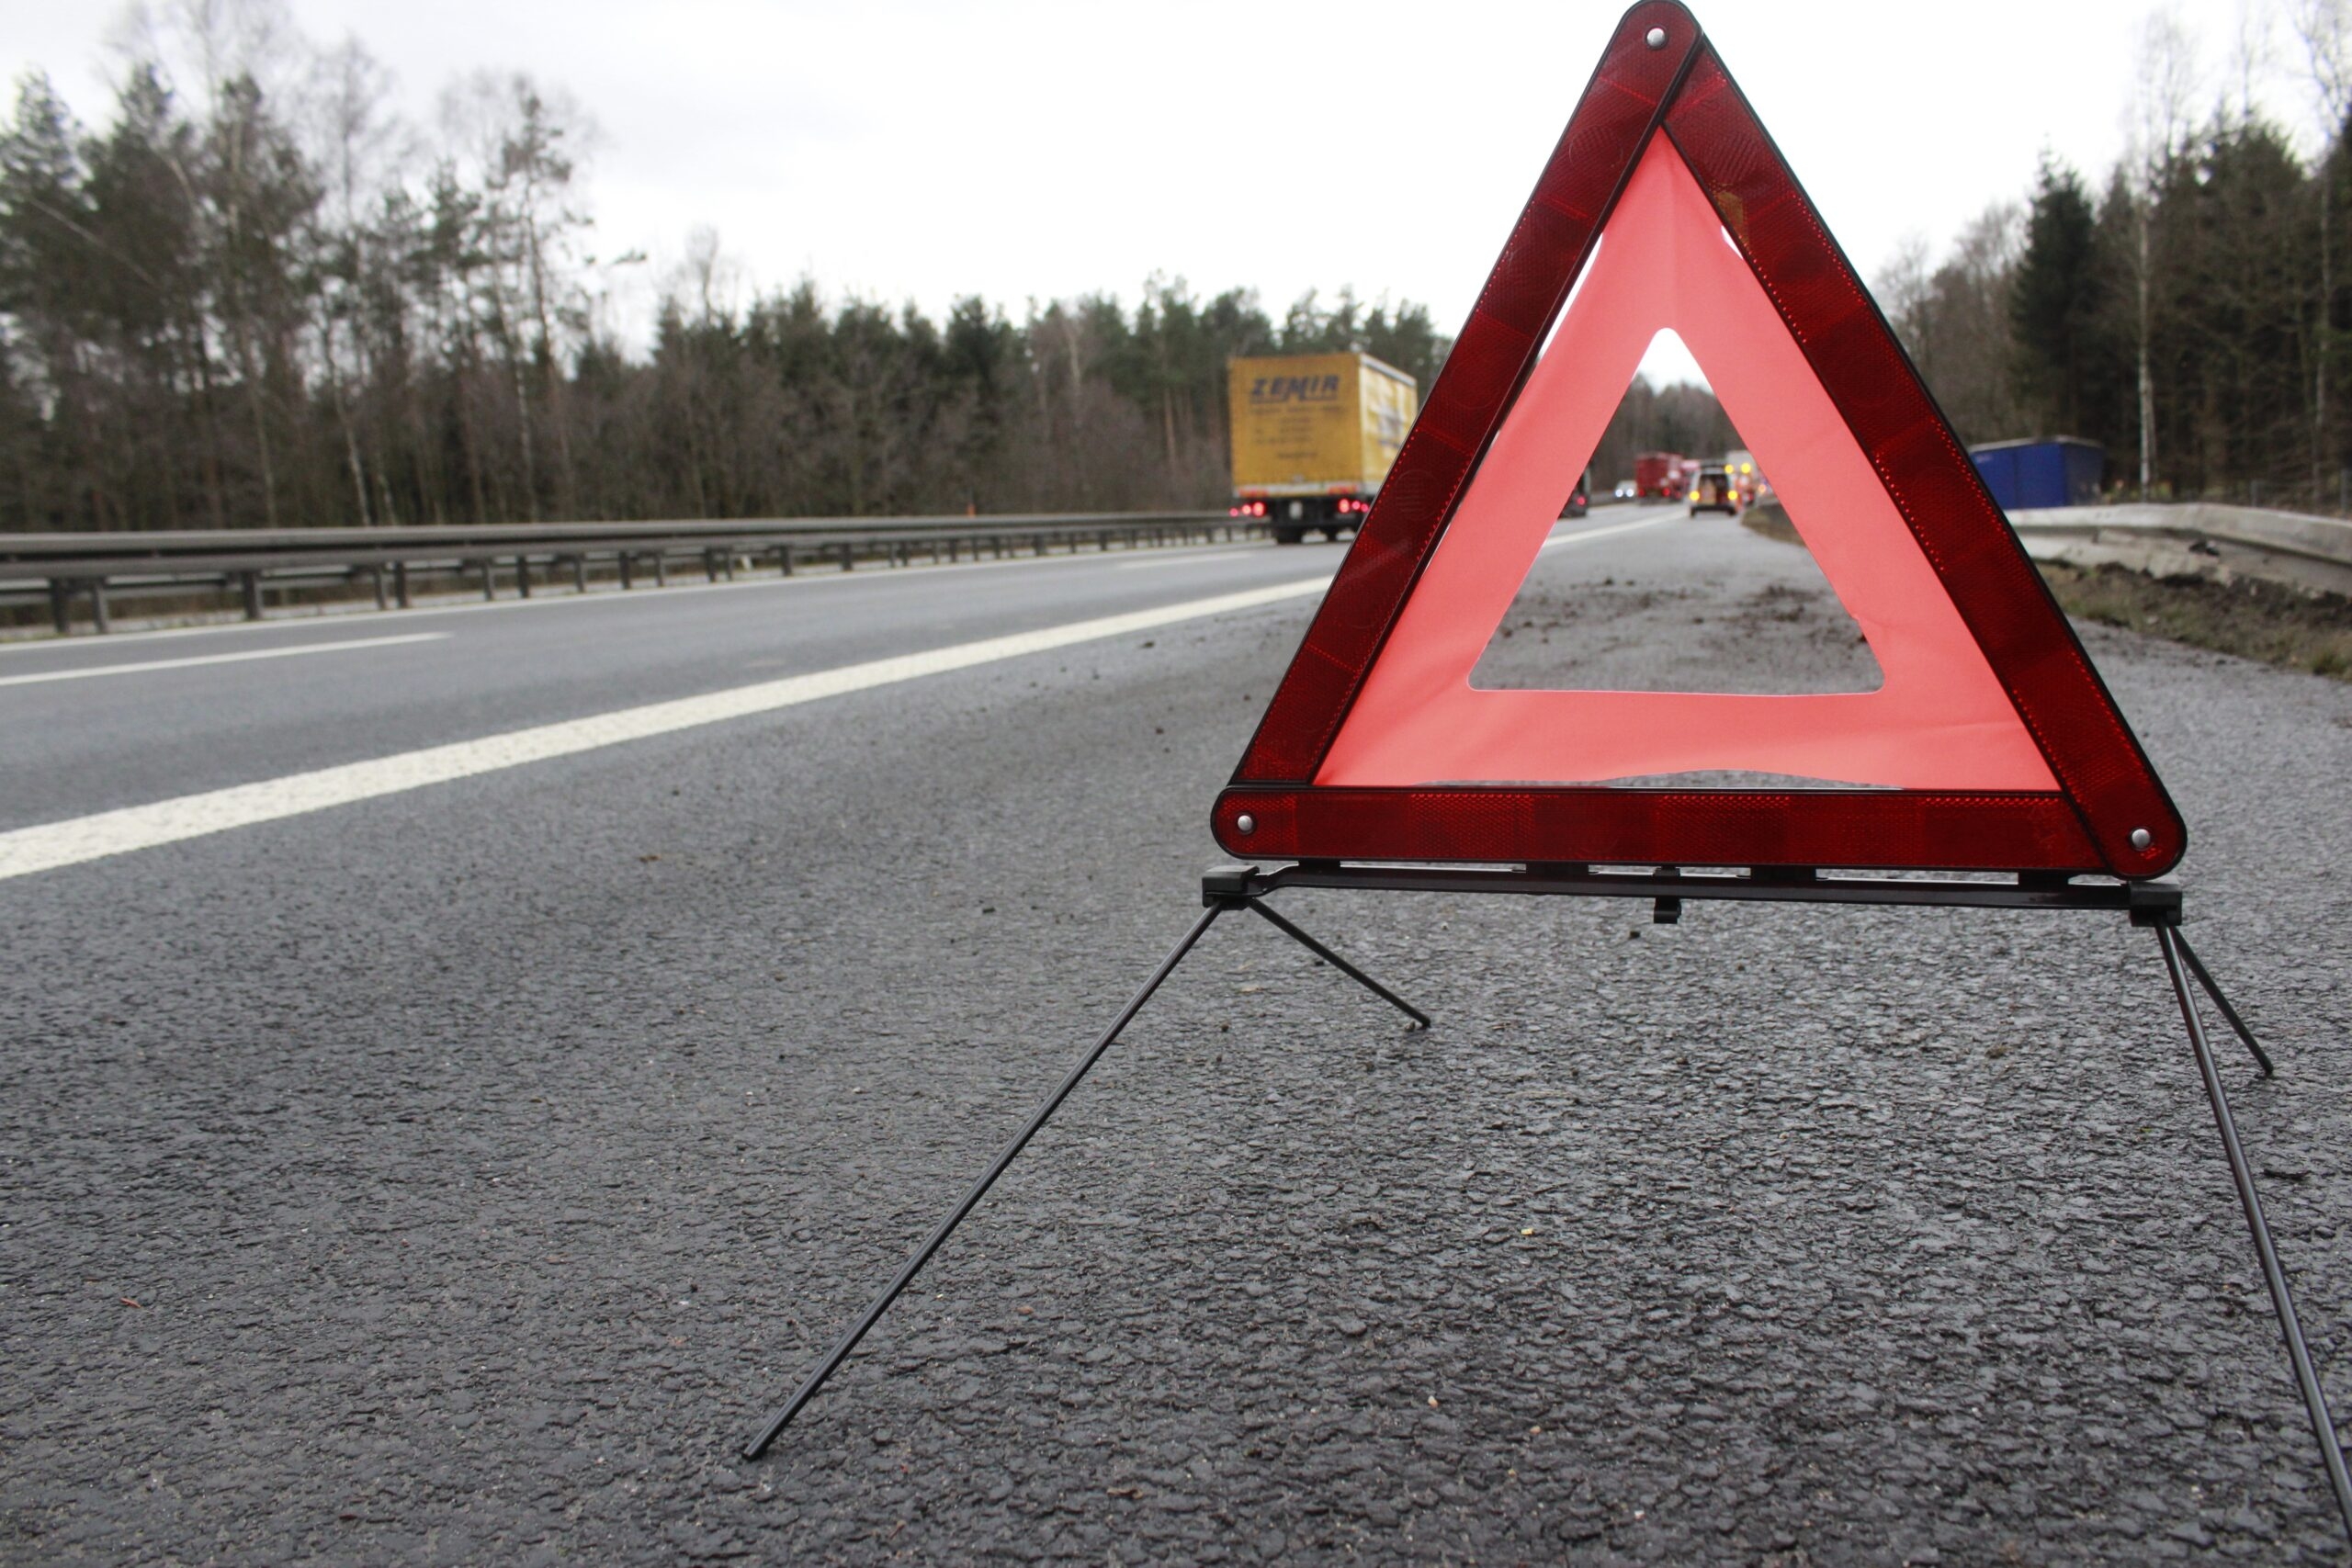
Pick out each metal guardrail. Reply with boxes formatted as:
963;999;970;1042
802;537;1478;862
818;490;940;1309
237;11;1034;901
1744;499;2352;599
0;511;1255;634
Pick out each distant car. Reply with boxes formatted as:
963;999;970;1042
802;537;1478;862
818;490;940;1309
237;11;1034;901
1562;472;1589;519
1688;465;1740;516
1612;480;1637;500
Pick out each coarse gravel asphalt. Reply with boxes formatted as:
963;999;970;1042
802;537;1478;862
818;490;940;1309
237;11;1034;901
3;507;2349;1564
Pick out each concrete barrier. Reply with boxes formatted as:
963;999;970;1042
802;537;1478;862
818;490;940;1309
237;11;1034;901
2007;503;2352;598
1745;499;2352;599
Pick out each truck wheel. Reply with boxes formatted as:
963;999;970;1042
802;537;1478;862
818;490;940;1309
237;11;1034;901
1320;526;1341;542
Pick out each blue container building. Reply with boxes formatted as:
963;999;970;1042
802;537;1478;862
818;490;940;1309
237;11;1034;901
1968;437;2105;511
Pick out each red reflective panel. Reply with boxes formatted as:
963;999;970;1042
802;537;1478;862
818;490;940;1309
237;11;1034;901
1216;1;2184;880
1216;788;2100;874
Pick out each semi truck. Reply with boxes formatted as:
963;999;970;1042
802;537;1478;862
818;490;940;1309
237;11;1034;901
1633;451;1685;501
1227;352;1419;544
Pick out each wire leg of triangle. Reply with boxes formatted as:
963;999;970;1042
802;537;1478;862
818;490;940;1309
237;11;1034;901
2171;928;2275;1077
1244;898;1430;1030
740;893;1428;1461
2156;923;2352;1544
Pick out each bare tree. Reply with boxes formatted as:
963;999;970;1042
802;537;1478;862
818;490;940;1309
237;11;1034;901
2293;0;2352;504
436;71;597;518
2124;7;2204;497
303;36;398;523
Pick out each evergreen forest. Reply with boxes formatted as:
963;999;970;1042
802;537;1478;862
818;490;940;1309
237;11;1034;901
3;6;2346;530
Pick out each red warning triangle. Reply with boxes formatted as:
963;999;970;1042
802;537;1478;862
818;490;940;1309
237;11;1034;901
1214;1;2184;877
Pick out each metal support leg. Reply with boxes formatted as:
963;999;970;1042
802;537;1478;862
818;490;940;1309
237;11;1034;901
2171;930;2275;1077
241;571;263;621
741;902;1230;1459
49;580;69;635
1242;899;1430;1030
394;560;411;608
90;580;108;633
2156;924;2352;1544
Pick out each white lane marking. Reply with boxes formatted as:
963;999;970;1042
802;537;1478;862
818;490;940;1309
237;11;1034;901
0;577;1333;882
1538;513;1679;552
0;632;447;689
1113;547;1264;570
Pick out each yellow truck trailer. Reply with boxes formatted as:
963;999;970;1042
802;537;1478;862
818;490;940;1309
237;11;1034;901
1227;352;1419;544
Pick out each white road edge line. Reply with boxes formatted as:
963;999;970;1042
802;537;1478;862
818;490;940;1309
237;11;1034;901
0;632;447;689
1539;513;1678;551
0;577;1331;882
1112;547;1261;570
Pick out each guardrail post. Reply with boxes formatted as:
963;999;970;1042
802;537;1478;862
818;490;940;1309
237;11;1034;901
241;570;264;621
573;555;588;593
481;558;496;601
90;579;110;633
780;545;795;577
618;552;634;590
516;557;533;599
654;552;668;588
703;548;718;583
394;560;411;607
371;567;389;611
48;580;69;635
840;542;854;572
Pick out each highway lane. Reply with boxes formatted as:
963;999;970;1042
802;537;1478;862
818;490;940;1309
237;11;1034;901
0;531;1345;831
4;504;2350;1562
0;509;1686;844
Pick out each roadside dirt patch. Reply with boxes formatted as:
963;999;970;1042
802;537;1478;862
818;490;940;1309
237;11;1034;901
2039;562;2352;682
1741;504;2352;682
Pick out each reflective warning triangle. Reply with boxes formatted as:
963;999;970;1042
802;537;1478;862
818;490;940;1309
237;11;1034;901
1214;1;2184;877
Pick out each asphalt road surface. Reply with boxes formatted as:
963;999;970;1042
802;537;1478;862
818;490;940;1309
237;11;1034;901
5;507;2350;1563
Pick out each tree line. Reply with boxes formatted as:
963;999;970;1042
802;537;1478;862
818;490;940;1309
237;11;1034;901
13;3;2343;534
0;7;1449;533
1877;6;2352;510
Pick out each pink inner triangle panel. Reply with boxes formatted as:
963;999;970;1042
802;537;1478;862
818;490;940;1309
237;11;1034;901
1313;135;2056;793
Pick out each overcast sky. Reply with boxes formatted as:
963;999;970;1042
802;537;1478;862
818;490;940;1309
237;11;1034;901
0;0;2315;389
